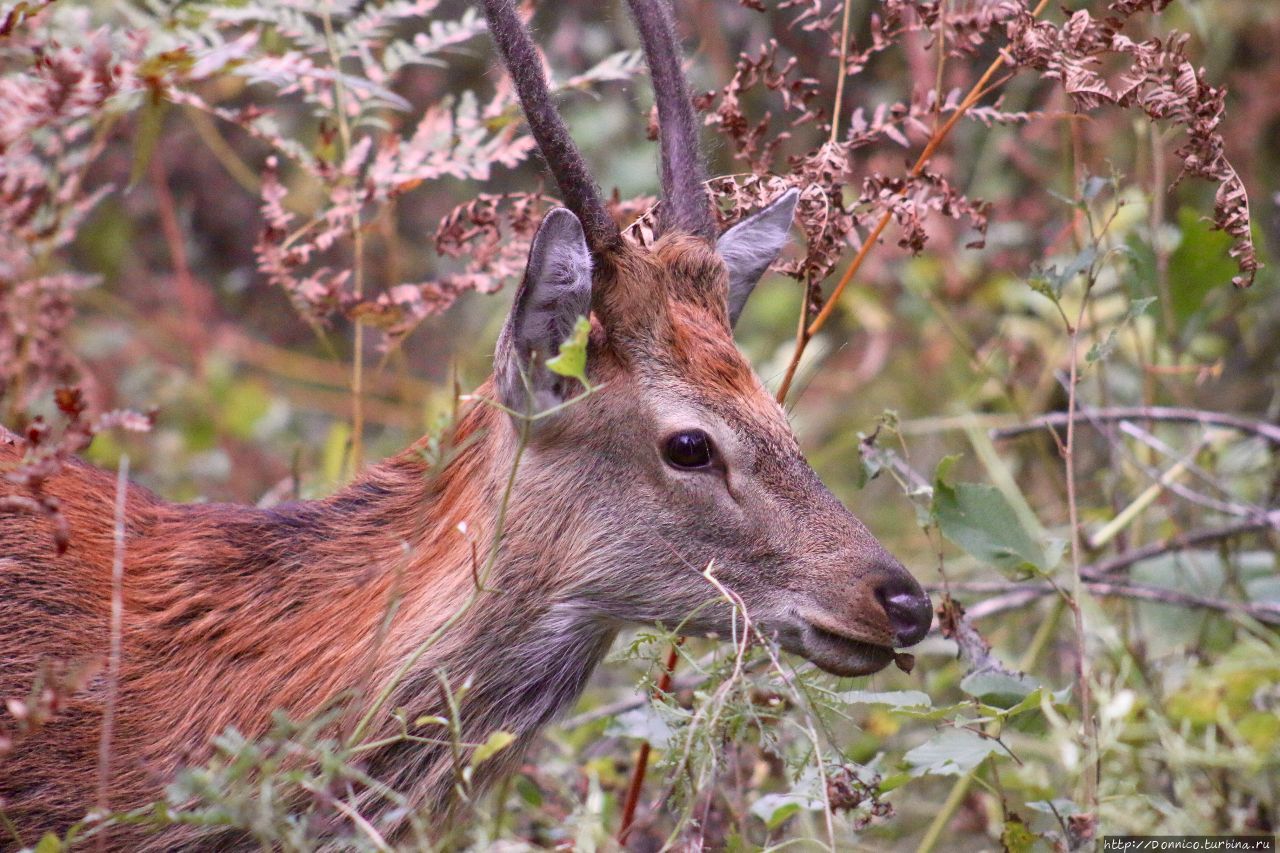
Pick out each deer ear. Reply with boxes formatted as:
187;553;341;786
495;208;594;415
716;188;800;327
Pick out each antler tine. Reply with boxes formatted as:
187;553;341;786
481;0;621;254
626;0;716;241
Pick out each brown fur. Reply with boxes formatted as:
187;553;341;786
0;239;926;849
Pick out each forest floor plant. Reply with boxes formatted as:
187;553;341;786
1;0;1276;849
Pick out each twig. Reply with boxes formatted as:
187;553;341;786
918;596;1063;853
828;0;854;145
182;105;263;196
150;152;209;368
1116;421;1253;509
947;577;1280;626
319;1;366;478
948;513;1278;623
775;0;1053;403
95;456;128;850
915;770;973;853
301;781;394;853
559;657;771;731
1088;515;1279;575
991;406;1280;446
1086;455;1192;550
617;641;681;845
1113;420;1266;520
1061;240;1099;817
218;327;433;400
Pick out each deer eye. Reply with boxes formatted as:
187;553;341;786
663;430;714;469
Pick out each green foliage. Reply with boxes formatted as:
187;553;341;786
932;455;1054;577
1167;207;1241;328
833;690;932;709
1028;244;1099;303
1;0;1277;849
544;316;592;385
470;731;516;768
749;766;824;829
958;670;1039;709
1087;296;1155;364
903;729;1003;777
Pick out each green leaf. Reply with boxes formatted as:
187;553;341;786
904;729;1002;777
1027;245;1097;301
1001;813;1039;853
605;705;674;748
959;670;1039;709
749;766;823;829
933;459;1049;576
877;772;912;793
1086;296;1155;364
750;795;808;830
545;315;591;383
34;833;64;853
470;730;516;768
1026;798;1082;817
834;689;933;709
320;421;352;488
127;98;169;191
515;775;544;807
1001;686;1056;719
221;379;273;440
1027;271;1060;305
894;701;972;722
1168;206;1237;326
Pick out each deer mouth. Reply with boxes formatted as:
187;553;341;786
801;623;896;677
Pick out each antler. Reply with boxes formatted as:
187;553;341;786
626;0;716;241
481;0;621;254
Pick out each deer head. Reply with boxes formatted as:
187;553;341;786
481;0;931;676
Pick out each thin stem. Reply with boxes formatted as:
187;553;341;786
1089;515;1278;576
991;406;1280;446
775;275;812;403
95;455;128;851
915;770;973;853
1064;279;1100;815
0;809;21;849
943;577;1280;626
776;0;1053;403
182;105;262;196
319;2;365;477
828;0;854;145
150;153;208;371
350;228;366;477
616;641;681;844
300;781;394;853
347;398;536;747
559;654;766;730
917;597;1060;853
932;0;948;131
1149;127;1177;352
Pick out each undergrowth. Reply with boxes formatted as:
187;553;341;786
1;0;1277;849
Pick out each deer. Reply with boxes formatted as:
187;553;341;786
0;0;933;847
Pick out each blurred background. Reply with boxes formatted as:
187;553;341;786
2;0;1278;848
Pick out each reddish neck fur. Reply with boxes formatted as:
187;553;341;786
0;388;618;842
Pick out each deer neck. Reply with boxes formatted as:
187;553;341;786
340;396;620;805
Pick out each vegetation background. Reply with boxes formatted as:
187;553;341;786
1;0;1277;849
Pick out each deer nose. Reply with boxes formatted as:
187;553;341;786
874;574;933;647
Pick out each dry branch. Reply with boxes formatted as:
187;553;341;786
949;513;1280;625
951;578;1280;626
991;406;1280;446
